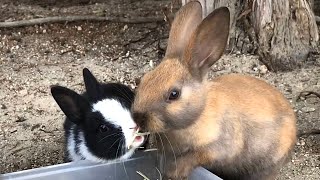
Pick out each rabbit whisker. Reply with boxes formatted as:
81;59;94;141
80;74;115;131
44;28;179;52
156;133;166;172
108;138;122;150
114;138;129;180
156;167;162;180
114;138;123;179
115;138;123;158
163;133;177;177
120;139;129;180
98;132;121;143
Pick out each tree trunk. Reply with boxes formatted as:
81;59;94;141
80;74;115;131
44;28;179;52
182;0;319;71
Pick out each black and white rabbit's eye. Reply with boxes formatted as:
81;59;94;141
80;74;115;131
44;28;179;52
99;124;110;133
167;89;181;101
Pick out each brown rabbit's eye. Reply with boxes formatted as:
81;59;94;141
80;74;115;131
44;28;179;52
168;89;181;101
99;124;110;133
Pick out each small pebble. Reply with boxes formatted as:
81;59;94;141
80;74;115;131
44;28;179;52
125;51;130;57
259;65;268;74
1;104;7;109
296;139;306;146
120;77;124;83
149;60;154;68
130;84;135;90
301;107;316;113
19;89;28;96
77;26;82;31
123;25;128;31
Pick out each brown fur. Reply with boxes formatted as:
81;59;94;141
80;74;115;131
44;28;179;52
132;2;297;180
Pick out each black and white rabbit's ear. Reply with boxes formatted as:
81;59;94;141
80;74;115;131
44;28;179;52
51;85;89;124
83;68;101;101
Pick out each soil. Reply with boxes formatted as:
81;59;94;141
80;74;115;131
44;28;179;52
0;0;319;179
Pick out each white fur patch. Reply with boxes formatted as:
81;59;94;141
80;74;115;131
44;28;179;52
67;125;82;161
92;99;138;149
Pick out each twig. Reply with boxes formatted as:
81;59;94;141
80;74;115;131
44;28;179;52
143;148;158;152
298;129;320;137
8;142;21;152
10;130;17;134
15;116;27;123
124;31;153;47
236;9;252;20
0;15;170;28
136;171;150;180
136;132;151;136
297;91;320;101
142;34;168;49
39;128;54;134
11;146;31;155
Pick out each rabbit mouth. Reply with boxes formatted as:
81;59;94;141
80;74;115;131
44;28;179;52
127;135;145;150
127;127;149;149
133;135;145;145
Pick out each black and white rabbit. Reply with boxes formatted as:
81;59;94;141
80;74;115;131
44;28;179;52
51;68;145;163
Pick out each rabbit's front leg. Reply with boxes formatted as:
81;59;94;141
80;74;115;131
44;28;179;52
164;150;211;180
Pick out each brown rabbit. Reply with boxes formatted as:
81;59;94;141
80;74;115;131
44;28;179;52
132;1;297;180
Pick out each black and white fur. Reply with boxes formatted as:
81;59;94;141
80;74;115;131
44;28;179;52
51;68;145;163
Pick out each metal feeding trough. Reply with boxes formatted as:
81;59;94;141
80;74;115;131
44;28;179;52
1;150;221;180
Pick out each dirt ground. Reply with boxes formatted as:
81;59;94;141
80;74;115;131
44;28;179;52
0;0;319;179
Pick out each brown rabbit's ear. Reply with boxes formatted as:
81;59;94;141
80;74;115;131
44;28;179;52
183;7;230;78
165;1;202;59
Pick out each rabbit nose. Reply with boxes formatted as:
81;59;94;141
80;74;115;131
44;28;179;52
132;111;148;129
